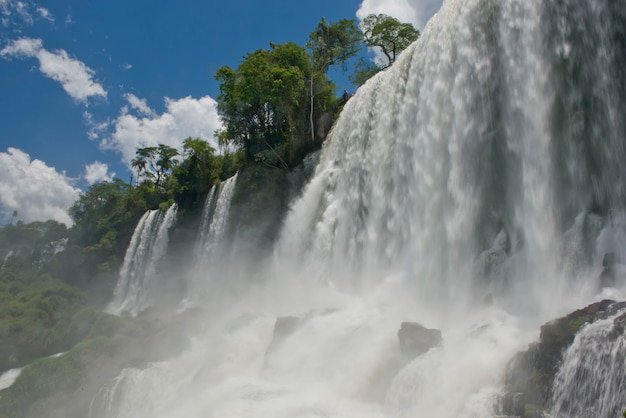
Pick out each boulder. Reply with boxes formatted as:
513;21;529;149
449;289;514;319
265;316;302;356
397;322;442;359
502;299;626;417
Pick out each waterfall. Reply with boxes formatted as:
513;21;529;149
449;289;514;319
196;173;238;260
107;204;178;317
98;0;626;416
551;308;626;417
0;367;23;392
278;0;626;312
177;174;239;307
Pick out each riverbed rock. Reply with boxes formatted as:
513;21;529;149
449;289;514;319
502;299;626;417
397;322;442;359
265;316;302;356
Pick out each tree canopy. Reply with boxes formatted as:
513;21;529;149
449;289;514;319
131;144;179;188
306;17;362;73
215;41;336;167
361;13;420;69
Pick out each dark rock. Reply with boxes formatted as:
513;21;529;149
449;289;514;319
502;299;625;417
599;252;619;288
273;316;301;339
265;316;302;356
397;322;442;359
315;112;334;141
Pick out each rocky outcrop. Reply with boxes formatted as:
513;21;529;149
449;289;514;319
397;322;442;359
265;316;302;356
502;299;626;417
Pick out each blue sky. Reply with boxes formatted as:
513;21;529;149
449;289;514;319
0;0;442;225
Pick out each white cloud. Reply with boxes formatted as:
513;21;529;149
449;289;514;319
36;6;53;21
357;0;443;30
0;36;41;55
0;0;53;25
100;95;223;165
124;93;155;117
0;37;107;102
0;147;80;225
83;111;111;141
84;161;114;185
13;1;33;24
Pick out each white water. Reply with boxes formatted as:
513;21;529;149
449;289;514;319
0;367;23;392
107;204;178;317
196;173;238;260
178;174;239;307
98;0;626;416
551;307;626;417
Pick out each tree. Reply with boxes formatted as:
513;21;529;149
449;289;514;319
305;18;362;142
215;42;324;164
68;178;147;275
171;138;220;208
360;14;420;69
131;144;179;188
306;18;362;74
349;57;381;86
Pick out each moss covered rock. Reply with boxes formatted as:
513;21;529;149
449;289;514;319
502;299;626;417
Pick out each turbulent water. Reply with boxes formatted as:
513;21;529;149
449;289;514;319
181;174;239;306
552;307;626;417
107;204;178;317
99;0;626;416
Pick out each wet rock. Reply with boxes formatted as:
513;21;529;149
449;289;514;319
265;316;302;356
599;252;619;289
502;299;626;417
397;322;442;359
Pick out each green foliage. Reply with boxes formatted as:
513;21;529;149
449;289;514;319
131;144;180;189
228;163;291;255
170;138;220;208
215;42;335;167
0;310;192;418
361;13;420;69
349;57;381;85
0;263;85;371
68;178;146;278
306;17;362;73
216;43;311;156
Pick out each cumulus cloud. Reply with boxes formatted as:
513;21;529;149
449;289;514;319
0;37;107;102
84;161;114;185
100;95;222;165
0;148;80;225
357;0;443;30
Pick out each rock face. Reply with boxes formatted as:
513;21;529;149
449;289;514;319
265;316;302;356
502;299;626;417
397;322;443;359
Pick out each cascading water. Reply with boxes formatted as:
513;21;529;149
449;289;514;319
97;0;626;416
195;173;238;260
179;174;239;306
551;307;626;417
106;204;178;317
